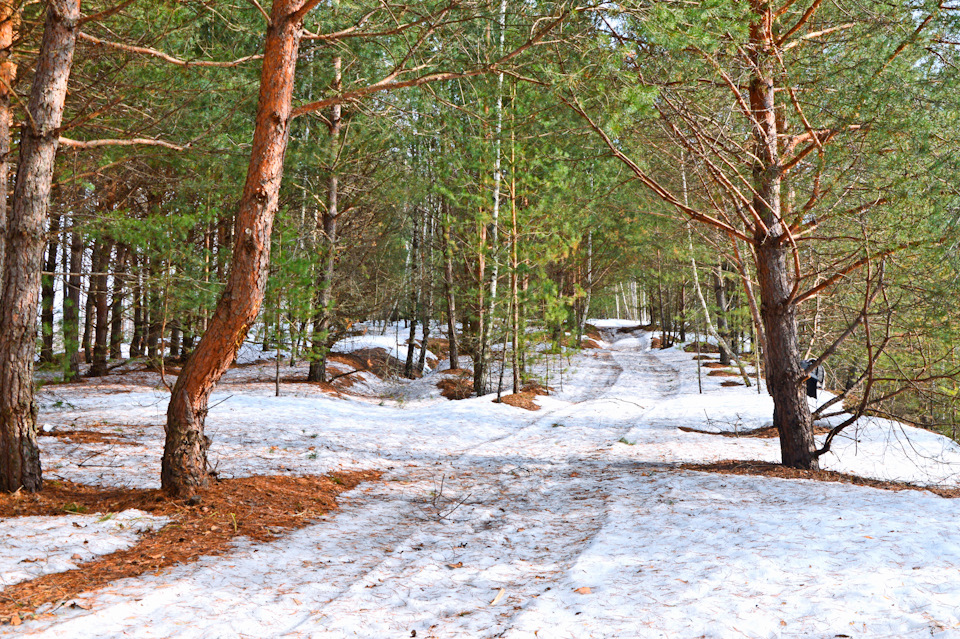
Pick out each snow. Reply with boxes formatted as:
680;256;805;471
0;510;169;588
6;325;960;637
332;334;437;370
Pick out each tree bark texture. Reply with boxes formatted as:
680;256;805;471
163;0;310;498
748;4;817;469
0;0;80;492
0;2;17;291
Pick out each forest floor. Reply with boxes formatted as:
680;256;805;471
3;323;960;638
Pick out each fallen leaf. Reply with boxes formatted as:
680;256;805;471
490;588;506;605
447;562;463;569
574;587;592;595
9;614;21;626
71;553;83;560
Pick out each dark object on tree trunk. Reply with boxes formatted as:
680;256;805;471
801;360;824;399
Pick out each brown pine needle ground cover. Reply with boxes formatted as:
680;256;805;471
437;369;474;400
680;460;960;498
707;369;740;377
497;382;551;411
0;471;378;625
39;429;138;446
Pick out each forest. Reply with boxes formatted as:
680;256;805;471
2;1;960;635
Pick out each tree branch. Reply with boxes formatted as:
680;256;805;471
59;136;186;151
78;32;263;67
292;8;570;118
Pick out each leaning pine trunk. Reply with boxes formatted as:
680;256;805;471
163;0;309;498
0;0;80;493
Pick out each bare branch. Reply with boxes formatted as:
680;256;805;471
780;23;855;51
59;136;186;151
78;32;263;67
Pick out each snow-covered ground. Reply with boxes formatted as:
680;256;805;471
6;326;960;637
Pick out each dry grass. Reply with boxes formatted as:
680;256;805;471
0;472;377;625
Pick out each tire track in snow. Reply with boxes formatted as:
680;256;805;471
282;343;642;636
10;334;676;639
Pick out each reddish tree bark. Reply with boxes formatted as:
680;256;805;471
0;0;80;492
0;2;17;289
162;0;316;498
747;3;817;469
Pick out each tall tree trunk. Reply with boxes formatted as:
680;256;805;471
748;4;817;469
164;0;310;498
403;212;421;378
130;255;144;357
713;263;732;366
169;320;181;359
0;0;80;493
109;245;128;360
82;265;95;363
146;255;160;360
39;212;60;363
307;53;341;383
417;211;433;373
0;2;17;291
64;219;83;376
88;240;113;376
441;200;459;369
510;165;520;394
473;220;487;394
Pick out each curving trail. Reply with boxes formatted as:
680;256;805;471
11;327;960;639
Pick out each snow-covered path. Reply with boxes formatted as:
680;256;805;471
7;327;960;638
